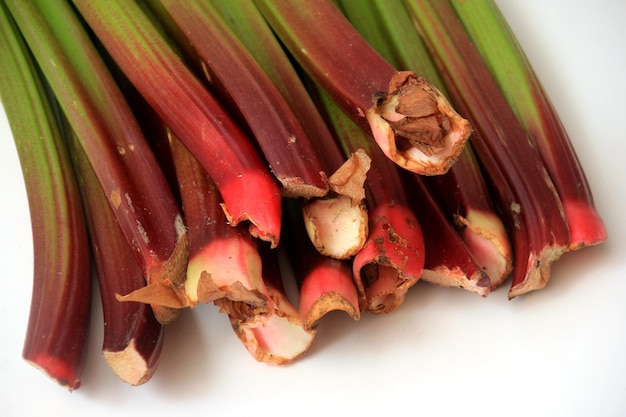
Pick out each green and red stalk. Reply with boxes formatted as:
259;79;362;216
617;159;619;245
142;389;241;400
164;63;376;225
208;0;371;259
70;0;282;247
6;0;188;324
66;122;164;386
450;0;607;250
339;0;511;288
427;151;512;290
310;83;425;314
401;172;491;296
0;2;91;390
149;128;311;364
169;131;269;310
254;0;472;175
220;243;316;365
283;199;360;331
153;0;329;199
405;0;570;298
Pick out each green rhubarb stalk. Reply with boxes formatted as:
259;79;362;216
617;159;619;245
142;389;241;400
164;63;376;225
450;0;607;250
5;0;188;324
254;0;472;175
71;0;282;247
339;0;511;289
209;0;371;260
405;0;570;298
152;0;329;199
66;120;164;387
0;2;91;390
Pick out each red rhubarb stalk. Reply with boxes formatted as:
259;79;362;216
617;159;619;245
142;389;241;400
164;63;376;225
0;1;91;390
311;83;425;313
339;0;511;288
219;243;316;364
6;0;188;324
402;172;491;296
450;0;607;250
405;0;570;298
283;199;360;330
67;123;164;386
71;0;282;247
154;0;329;198
209;0;371;259
169;131;269;309
254;0;471;175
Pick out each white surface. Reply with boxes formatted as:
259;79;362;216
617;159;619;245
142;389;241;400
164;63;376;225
1;1;625;416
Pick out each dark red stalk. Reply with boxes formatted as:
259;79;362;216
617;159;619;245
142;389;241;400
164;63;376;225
401;172;491;296
254;0;471;175
405;0;570;298
208;0;371;259
6;0;188;324
153;0;329;198
67;123;164;386
426;150;512;290
71;0;282;247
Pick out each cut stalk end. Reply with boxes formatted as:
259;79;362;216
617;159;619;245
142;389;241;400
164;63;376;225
367;72;472;175
103;339;159;386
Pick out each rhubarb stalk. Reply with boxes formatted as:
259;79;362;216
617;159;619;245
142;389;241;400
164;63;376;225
450;0;607;250
71;0;283;247
66;122;164;386
310;82;425;313
153;0;329;198
0;1;91;390
210;0;371;259
401;172;491;295
254;0;471;175
405;0;570;298
339;0;511;289
220;243;316;364
282;199;360;330
169;130;269;310
6;0;188;323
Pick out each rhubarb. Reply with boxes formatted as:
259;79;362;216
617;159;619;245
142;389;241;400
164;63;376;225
405;0;570;298
169;130;269;310
209;0;371;259
340;0;511;288
401;172;491;296
254;0;471;175
6;0;188;323
283;199;360;331
0;1;91;390
310;83;425;313
220;243;316;364
71;0;283;247
152;0;329;198
66;123;164;386
450;0;607;250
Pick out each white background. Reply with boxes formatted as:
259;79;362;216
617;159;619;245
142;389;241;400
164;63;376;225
1;1;625;416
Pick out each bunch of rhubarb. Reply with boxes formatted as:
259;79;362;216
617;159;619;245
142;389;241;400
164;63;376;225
0;0;605;391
